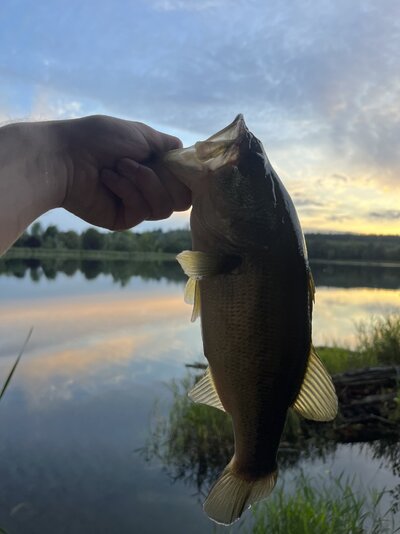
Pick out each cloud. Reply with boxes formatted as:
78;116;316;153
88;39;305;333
2;1;398;137
151;0;228;11
326;214;354;222
1;0;399;234
291;193;325;207
331;174;348;183
30;88;83;121
369;210;400;220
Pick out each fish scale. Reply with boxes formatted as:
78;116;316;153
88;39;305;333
201;256;309;471
164;114;338;525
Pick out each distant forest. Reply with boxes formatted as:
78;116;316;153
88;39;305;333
11;222;400;262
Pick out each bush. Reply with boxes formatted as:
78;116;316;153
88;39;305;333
356;315;400;365
316;346;378;373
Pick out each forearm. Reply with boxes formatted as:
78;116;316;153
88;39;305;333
0;121;66;255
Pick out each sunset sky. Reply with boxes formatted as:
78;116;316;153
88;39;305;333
1;0;399;235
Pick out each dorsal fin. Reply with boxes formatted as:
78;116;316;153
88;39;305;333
292;346;338;421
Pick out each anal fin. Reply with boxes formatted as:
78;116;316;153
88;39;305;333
188;367;225;412
292;346;338;421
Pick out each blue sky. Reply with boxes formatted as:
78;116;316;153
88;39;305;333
1;0;399;234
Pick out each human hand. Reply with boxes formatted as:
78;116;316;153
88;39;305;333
58;115;191;230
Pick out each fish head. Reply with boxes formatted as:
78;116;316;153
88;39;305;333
164;115;293;252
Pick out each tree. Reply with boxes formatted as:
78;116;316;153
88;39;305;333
61;231;81;250
81;228;105;250
30;222;43;238
42;225;60;248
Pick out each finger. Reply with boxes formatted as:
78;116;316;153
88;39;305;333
134;122;183;153
149;160;192;212
118;158;191;213
116;159;174;220
101;169;151;228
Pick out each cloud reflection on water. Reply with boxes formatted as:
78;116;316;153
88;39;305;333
0;272;399;532
313;287;400;347
0;284;399;401
0;292;200;403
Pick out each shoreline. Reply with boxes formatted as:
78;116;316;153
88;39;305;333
3;247;400;268
2;248;176;261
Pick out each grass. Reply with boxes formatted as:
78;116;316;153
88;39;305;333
139;376;233;493
317;314;400;373
0;330;32;534
250;472;399;534
315;346;371;374
356;314;400;366
0;328;32;402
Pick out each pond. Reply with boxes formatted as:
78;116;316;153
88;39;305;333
0;257;399;533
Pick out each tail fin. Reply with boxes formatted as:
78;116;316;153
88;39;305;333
203;464;278;525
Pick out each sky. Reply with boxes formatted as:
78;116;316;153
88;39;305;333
0;0;399;235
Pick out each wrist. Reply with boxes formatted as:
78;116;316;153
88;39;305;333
0;120;69;253
21;120;69;211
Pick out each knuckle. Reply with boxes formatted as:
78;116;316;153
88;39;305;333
152;202;173;220
174;193;192;211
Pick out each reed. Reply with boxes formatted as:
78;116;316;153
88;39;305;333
250;471;399;534
356;314;400;366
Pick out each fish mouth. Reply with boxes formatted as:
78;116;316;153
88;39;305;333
163;115;248;189
195;114;247;167
202;114;247;144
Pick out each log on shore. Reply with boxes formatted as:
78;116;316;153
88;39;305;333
330;366;400;442
186;363;400;442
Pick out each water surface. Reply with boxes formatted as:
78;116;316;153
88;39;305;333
0;259;399;533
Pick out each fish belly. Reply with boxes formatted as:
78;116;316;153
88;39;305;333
200;258;310;477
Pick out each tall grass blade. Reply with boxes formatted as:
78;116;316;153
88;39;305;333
0;327;33;401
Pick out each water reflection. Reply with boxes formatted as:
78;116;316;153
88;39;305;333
313;288;400;346
0;257;185;286
0;260;399;532
311;262;400;290
139;376;234;496
140;370;400;502
1;256;400;289
0;293;196;405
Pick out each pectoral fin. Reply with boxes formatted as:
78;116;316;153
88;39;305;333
177;250;241;279
178;250;240;322
188;367;226;412
184;277;201;322
292;346;338;421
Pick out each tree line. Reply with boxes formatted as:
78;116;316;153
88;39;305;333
11;223;400;262
14;222;191;254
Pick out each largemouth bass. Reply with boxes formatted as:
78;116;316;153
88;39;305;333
163;115;338;525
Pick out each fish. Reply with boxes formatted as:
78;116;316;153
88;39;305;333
163;115;338;525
